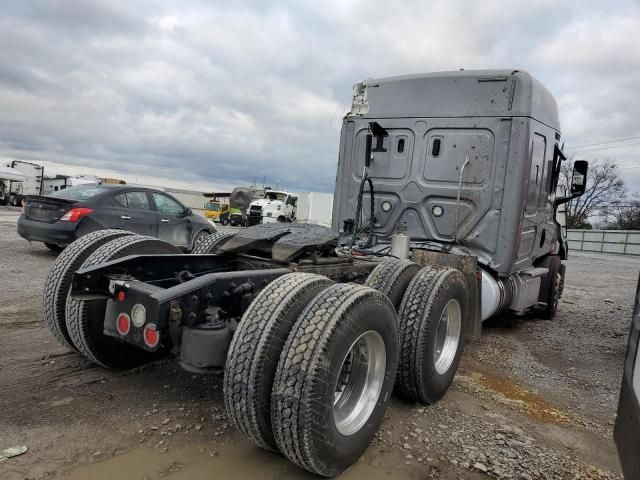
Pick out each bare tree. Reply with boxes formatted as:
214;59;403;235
560;159;626;229
603;195;640;230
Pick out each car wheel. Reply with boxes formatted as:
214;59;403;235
44;242;65;252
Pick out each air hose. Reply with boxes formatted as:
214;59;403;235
351;174;375;248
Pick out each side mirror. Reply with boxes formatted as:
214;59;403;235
185;208;193;217
571;160;588;196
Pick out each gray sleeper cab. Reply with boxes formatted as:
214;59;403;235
332;70;583;319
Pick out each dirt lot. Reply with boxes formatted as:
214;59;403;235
0;206;637;480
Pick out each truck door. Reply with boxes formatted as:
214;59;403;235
112;190;158;236
286;195;297;220
151;192;191;248
614;273;640;479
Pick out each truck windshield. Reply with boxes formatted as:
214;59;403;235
48;185;109;200
206;202;221;211
266;192;287;202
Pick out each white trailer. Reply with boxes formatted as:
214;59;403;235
42;175;100;195
0;166;26;205
4;160;43;206
295;192;333;227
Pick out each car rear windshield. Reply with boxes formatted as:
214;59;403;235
48;185;110;200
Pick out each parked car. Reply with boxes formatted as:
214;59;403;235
17;184;216;252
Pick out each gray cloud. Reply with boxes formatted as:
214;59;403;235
0;0;638;193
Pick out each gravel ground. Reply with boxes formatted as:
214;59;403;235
0;206;636;479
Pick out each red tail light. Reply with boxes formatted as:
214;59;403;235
143;324;160;348
60;207;93;222
116;313;131;335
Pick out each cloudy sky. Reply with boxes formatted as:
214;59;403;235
0;0;639;193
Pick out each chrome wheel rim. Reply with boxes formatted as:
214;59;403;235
333;330;386;436
434;299;462;375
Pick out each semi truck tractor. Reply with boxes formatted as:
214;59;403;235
41;70;587;477
3;160;44;206
248;189;297;225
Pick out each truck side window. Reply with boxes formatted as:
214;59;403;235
431;137;442;157
526;134;546;214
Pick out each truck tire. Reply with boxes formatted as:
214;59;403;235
224;273;332;451
191;230;210;252
66;236;180;369
191;231;235;254
272;283;398;477
396;267;467;404
43;229;136;352
365;259;420;310
536;255;562;320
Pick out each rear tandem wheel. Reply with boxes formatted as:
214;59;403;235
42;229;136;352
65;235;181;369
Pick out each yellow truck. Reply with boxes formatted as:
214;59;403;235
204;200;230;222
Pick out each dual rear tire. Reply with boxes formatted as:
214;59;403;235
224;275;399;477
366;260;467;404
43;230;179;369
225;260;468;476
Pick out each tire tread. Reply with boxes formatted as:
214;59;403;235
43;229;135;351
224;272;332;451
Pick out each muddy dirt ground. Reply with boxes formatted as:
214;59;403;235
0;206;637;479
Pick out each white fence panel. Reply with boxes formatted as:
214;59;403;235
567;230;640;256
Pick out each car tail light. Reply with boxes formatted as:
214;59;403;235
116;313;131;335
60;208;94;222
143;324;160;348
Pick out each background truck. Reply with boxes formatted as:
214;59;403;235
41;175;100;195
295;191;333;227
202;193;231;222
0;165;27;205
3;160;44;206
41;70;587;477
248;189;297;225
